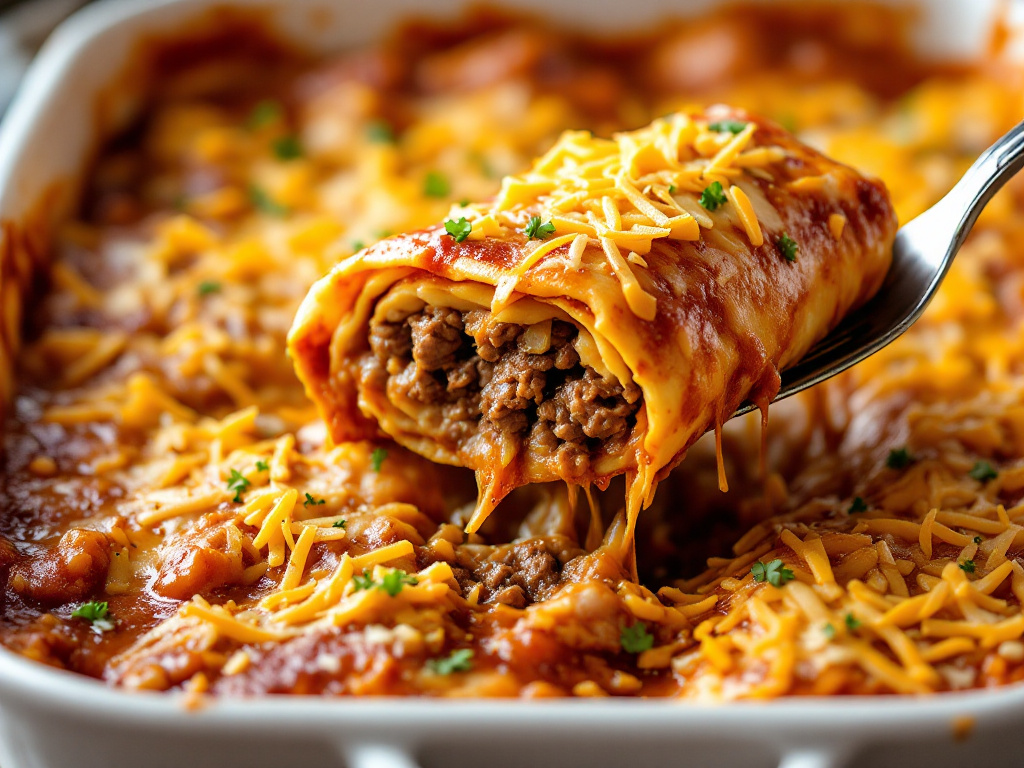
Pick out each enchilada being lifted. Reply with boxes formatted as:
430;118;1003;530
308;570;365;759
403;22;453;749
289;106;897;534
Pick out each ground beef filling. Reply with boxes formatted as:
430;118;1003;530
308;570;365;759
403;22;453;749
366;306;640;473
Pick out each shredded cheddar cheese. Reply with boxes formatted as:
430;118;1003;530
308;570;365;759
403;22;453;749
455;112;785;319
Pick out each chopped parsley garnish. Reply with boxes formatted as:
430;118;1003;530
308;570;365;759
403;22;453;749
974;536;983;545
848;496;868;514
427;648;474;675
776;233;799;262
886;447;914;470
845;613;861;631
620;622;655;653
381;570;419;597
255;460;269;472
823;623;836;640
668;184;677;194
197;280;221;296
751;558;795;587
444;217;472;242
71;601;114;632
969;460;998;482
272;135;303;161
332;519;347;529
247;100;282;130
699;181;728;211
423;171;451;198
366;119;395;143
303;492;325;507
959;559;976;574
352;572;375;592
370;447;388;472
708;119;748;134
351;240;366;252
226;468;251;503
248;185;289;217
351;569;417;596
523;216;556;240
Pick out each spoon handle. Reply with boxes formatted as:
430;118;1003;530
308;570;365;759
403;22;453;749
940;118;1024;255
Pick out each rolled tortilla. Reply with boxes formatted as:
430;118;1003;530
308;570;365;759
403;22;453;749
289;107;896;533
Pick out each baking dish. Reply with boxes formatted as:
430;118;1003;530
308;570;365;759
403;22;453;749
0;0;1022;766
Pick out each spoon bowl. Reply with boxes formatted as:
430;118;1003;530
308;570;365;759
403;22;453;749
734;118;1024;418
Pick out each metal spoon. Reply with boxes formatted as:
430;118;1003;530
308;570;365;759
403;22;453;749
734;118;1024;418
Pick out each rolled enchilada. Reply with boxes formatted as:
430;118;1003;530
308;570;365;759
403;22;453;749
289;107;897;532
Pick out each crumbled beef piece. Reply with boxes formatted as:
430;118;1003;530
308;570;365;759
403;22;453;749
481;350;552;427
446;356;490;393
564;368;639;440
474;540;561;604
410;306;464;371
369;320;412;374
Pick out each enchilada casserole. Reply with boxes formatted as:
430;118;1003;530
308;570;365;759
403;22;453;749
2;4;1023;699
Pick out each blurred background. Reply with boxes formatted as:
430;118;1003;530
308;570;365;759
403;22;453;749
0;0;85;112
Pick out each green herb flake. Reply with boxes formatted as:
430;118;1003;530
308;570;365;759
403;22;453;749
848;496;868;514
381;570;419;597
699;181;728;211
248;185;289;217
444;217;472;243
197;280;221;296
272;135;303;161
351;240;366;252
668;184;677;194
974;535;984;545
845;613;862;631
255;460;269;472
366;119;395;144
823;623;836;640
886;447;914;470
959;559;976;574
750;558;795;587
352;572;375;592
303;492;326;507
332;519;347;529
72;601;114;632
620;622;655;653
776;233;799;262
423;171;451;198
370;447;388;473
247;100;282;130
226;468;251;503
969;460;998;483
427;648;474;675
708;119;748;134
523;215;556;240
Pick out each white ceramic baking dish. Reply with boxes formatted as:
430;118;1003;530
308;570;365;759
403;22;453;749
0;1;1021;766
